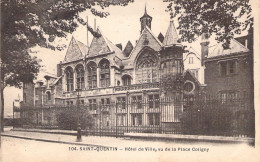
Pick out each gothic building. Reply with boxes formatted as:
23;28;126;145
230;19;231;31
20;7;202;128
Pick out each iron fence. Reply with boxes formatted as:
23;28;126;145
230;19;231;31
14;93;255;138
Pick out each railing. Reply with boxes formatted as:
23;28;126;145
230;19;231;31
114;82;160;91
15;93;254;138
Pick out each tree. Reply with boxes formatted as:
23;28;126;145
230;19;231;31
56;108;93;130
0;0;133;131
165;0;252;47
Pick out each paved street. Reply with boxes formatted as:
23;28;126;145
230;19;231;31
1;129;258;162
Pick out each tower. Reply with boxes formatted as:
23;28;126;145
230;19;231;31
140;4;152;34
160;21;184;97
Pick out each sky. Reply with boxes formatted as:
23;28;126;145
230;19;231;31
3;0;253;117
4;0;175;117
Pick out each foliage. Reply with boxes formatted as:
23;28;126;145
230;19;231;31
0;0;133;131
165;0;252;46
160;73;183;92
56;108;94;130
1;0;133;88
180;98;242;136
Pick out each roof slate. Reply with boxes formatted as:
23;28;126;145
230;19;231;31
64;36;88;63
87;28;112;57
163;21;179;46
208;39;250;58
123;41;134;57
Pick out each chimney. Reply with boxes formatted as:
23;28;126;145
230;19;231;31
200;32;209;66
115;43;122;50
57;61;62;77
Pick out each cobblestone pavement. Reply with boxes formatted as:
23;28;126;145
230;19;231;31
0;129;257;162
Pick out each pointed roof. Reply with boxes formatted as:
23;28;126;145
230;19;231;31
64;36;88;63
208;39;250;58
184;69;201;86
123;41;134;57
158;33;164;43
87;28;126;59
184;46;201;61
140;4;152;20
87;28;112;57
129;26;162;58
163;21;179;46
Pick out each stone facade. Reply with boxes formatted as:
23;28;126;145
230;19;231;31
20;7;192;127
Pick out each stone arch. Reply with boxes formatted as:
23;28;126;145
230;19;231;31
135;47;159;84
86;61;98;89
75;64;85;89
64;66;74;92
98;59;110;88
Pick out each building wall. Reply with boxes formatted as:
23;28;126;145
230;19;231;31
183;52;204;84
22;82;34;107
205;53;253;96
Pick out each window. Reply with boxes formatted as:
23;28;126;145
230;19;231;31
122;75;131;86
101;98;110;105
80;100;84;105
117;97;126;109
136;51;158;84
118;114;126;126
87;62;97;89
89;99;97;110
184;81;194;93
24;83;28;89
148;94;159;108
132;96;142;109
76;64;85;89
46;91;51;100
132;114;142;126
220;60;237;76
189;57;194;64
99;59;110;88
70;101;73;105
148;113;160;125
65;67;74;92
219;91;238;104
161;61;177;76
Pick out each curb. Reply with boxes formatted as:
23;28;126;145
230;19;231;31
1;134;111;147
12;129;76;136
9;129;255;145
124;133;255;144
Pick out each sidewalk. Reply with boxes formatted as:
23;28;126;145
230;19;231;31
1;128;254;146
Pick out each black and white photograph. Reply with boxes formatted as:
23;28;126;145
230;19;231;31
0;0;259;161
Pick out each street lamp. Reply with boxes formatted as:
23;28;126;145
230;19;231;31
76;88;82;142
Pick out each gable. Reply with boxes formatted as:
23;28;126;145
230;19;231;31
129;26;162;61
184;70;201;86
87;29;112;57
123;41;133;57
64;37;84;63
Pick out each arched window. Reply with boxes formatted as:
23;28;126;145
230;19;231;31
46;91;51;100
65;67;74;92
122;75;131;86
99;59;110;88
87;62;97;89
161;61;177;76
136;50;158;84
75;64;85;89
